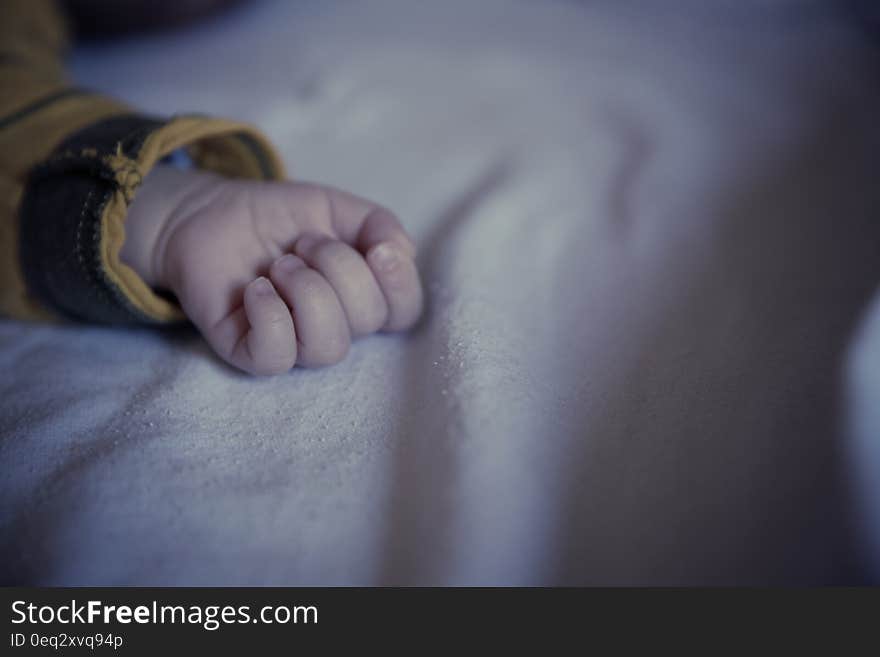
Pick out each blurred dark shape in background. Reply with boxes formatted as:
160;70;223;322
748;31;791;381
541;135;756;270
62;0;249;38
847;0;880;36
62;0;880;42
841;0;879;49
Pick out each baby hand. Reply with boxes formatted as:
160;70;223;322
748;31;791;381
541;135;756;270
122;166;422;375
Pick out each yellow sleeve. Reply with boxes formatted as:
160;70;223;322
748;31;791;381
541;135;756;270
0;0;286;324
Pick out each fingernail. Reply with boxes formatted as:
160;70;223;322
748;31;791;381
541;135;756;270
252;276;273;297
274;254;301;273
369;242;399;272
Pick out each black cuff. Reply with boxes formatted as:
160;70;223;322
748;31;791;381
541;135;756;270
18;114;165;324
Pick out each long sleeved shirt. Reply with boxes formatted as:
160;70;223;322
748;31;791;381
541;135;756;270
0;0;285;324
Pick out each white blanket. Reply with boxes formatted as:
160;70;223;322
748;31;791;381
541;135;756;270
2;0;879;584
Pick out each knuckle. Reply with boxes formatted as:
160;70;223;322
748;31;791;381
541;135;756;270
299;186;333;225
301;336;349;367
315;239;355;263
292;268;330;298
270;255;306;278
350;316;381;337
367;205;399;227
387;294;424;332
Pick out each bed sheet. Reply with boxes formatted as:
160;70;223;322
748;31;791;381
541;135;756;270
2;0;879;584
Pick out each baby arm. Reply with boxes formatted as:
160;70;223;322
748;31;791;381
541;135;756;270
122;165;423;375
0;0;421;372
